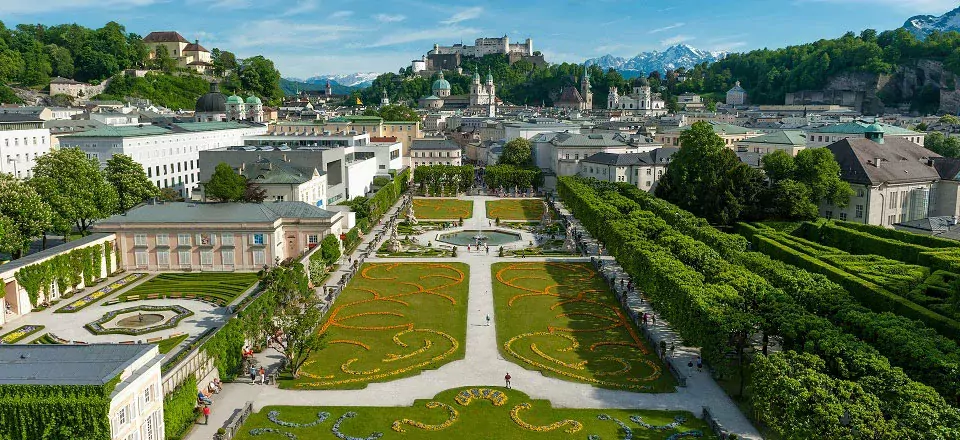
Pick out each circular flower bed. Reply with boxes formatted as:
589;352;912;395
85;305;193;336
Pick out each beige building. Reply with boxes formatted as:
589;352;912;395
658;121;762;149
579;148;678;191
735;130;806;156
92;201;344;272
0;345;165;440
142;31;212;74
409;138;462;169
269;117;421;155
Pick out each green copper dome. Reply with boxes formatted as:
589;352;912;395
486;71;493;82
245;96;262;105
865;122;884;133
432;72;451;92
226;94;244;104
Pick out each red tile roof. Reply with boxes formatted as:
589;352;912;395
143;31;189;44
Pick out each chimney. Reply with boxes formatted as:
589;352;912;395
874;157;881;168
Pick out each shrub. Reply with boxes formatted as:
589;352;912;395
163;376;198;440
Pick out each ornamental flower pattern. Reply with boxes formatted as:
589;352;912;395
509;402;583;433
331;412;383;440
597;414;633;440
267;410;330;428
630;414;686;431
249;427;297;439
0;325;44;344
56;273;145;313
454;388;508;407
84;305;193;336
391;401;458;432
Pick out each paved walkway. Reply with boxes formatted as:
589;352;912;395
185;195;762;440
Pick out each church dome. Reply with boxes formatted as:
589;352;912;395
226;94;244;105
195;82;226;113
246;96;262;105
432;72;451;93
635;76;649;87
486;71;494;82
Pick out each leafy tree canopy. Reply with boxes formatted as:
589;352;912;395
362;104;420;121
104;153;159;212
30;147;118;237
205;162;245;202
498;137;533;167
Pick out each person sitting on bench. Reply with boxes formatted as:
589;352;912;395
197;390;213;405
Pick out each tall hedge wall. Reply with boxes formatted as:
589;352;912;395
163;376;198;440
0;384;113;440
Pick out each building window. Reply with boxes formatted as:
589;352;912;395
888;214;897;225
156;234;168;246
252;249;266;266
200;251;213;265
825;210;833;219
617;175;625;182
117;407;127;426
855;204;864;218
143;386;153;404
308;235;319;245
222;250;235;265
178;250;191;266
134;234;147;246
253;233;265;245
889;192;897;209
856;188;865;198
839;212;847;221
178;233;191;246
221;234;234;246
157;251;170;266
135;251;148;267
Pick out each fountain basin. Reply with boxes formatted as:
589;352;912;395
437;230;522;246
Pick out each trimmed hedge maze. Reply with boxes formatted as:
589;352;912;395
118;272;259;306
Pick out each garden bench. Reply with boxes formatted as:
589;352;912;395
168;332;184;338
146;294;160;299
146;336;163;343
103;299;120;306
119;340;135;344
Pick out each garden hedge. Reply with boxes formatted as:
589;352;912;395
163;376;198;440
0;382;118;440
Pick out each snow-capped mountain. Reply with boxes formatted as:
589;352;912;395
583;44;727;76
903;6;960;39
296;73;380;88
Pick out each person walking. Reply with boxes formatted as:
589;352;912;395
651;314;657;326
249;365;257;383
486;314;491;326
696;356;703;373
258;366;266;385
202;404;211;425
504;372;512;389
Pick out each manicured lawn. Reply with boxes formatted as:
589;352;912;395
486;199;545;221
118;272;259;305
156;333;190;354
285;262;469;390
412;198;473;220
492;262;674;392
232;387;712;440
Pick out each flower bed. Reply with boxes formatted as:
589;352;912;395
84;305;193;336
509;402;583;433
391;401;458;432
0;325;45;344
55;273;146;313
331;412;383;440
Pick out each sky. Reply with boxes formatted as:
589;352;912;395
0;0;958;78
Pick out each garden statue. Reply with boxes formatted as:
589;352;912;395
563;224;576;252
407;203;418;225
388;222;403;253
540;200;553;226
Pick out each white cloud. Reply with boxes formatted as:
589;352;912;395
331;10;354;18
224;20;358;50
280;0;320;16
367;26;479;48
0;0;159;14
374;13;407;23
660;35;694;46
648;23;685;34
441;6;483;25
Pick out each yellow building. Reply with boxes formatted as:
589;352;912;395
143;31;212;74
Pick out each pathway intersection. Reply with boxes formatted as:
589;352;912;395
185;195;762;440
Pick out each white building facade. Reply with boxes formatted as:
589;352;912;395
0;114;52;178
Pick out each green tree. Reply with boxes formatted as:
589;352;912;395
44;43;74;78
159;187;180;202
498;137;533;167
211;48;237;77
769;179;819;220
761;149;795;182
320;234;341;264
793;148;853;207
149;44;177;73
104;153;160;212
368;104;420;122
236;55;283;105
655;121;765;224
0;174;52;258
940;114;960;125
30;147;118;237
242;179;266;203
205;162;245;202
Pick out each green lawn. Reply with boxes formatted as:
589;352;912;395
492;262;674;392
232;387;712;440
412;198;474;220
118;272;259;305
156;333;190;354
486;199;546;221
285;262;469;390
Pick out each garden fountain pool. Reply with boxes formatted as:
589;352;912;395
438;230;522;246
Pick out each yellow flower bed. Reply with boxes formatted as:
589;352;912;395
454;388;508;407
509;403;583;433
391;401;458;432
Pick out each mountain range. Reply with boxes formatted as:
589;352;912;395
583;44;727;77
285;73;381;88
903;5;960;38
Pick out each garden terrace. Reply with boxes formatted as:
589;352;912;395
558;176;960;438
117;272;259;306
411;198;473;220
231;387;712;440
492;262;673;392
286;262;469;390
485;199;546;222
